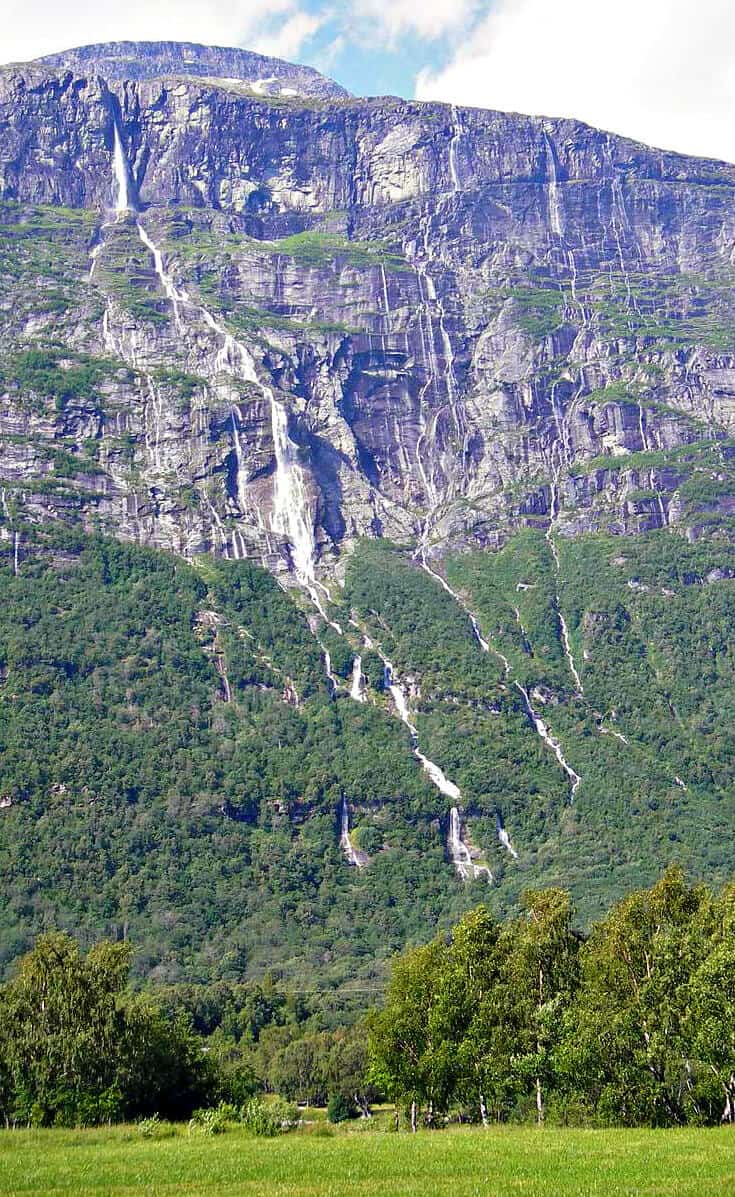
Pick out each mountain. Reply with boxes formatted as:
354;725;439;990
33;40;349;97
0;41;734;988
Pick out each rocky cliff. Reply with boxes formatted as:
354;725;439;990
2;40;735;582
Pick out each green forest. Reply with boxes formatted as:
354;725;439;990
2;869;735;1131
1;521;735;995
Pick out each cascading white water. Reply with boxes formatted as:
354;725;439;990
379;264;391;330
409;207;468;507
610;175;640;319
496;813;519;859
543;131;564;239
515;681;581;798
416;555;524;856
415;747;460;801
448;105;462;193
419;555;492;654
380;652;458;795
136;221;184;330
545;475;586;699
339;796;366;868
95;123;321;583
374;648;489;880
270;397;316;583
350;656;366;702
421;549;577;805
558;607;583;694
90;116;135;278
321;646;338;693
112;121;135;215
543;129;586;320
448;807;491;882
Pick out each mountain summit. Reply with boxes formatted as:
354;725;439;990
33;39;350;98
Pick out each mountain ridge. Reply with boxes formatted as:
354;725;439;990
29;39;350;99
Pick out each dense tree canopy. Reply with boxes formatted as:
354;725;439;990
368;871;735;1129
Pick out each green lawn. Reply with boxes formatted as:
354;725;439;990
2;1124;735;1196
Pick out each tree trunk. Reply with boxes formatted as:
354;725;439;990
410;1100;417;1133
426;1099;434;1128
479;1091;489;1127
535;1076;544;1126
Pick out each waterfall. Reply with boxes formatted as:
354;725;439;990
89;115;134;279
136;221;185;330
339;796;366;868
558;607;583;694
94;123;319;582
448;105;462;193
545;480;585;696
496;813;519;859
321;646;338;693
610;176;640;318
543;129;586;318
420;552;577;803
543;131;564;239
350;656;366;702
414;212;466;476
112;120;136;215
376;649;489;879
419;555;493;655
515;681;581;797
448;807;491;882
379;264;391;330
382;645;459;798
270;397;316;583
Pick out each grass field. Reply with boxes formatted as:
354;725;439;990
2;1123;735;1197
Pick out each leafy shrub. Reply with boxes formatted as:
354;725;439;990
240;1097;297;1136
137;1113;175;1139
327;1092;357;1123
188;1102;236;1136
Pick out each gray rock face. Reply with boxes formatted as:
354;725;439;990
2;43;735;575
32;40;350;98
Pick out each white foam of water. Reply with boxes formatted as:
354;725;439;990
350;656;366;702
340;796;366;868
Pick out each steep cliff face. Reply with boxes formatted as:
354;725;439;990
2;41;735;583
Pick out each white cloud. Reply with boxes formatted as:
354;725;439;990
252;11;325;62
416;0;735;163
349;0;479;45
0;0;313;66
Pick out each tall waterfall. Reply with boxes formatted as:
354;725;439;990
94;119;318;584
270;398;316;583
448;105;462;193
543;130;564;239
112;121;135;215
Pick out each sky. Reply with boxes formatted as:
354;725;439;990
3;0;735;163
